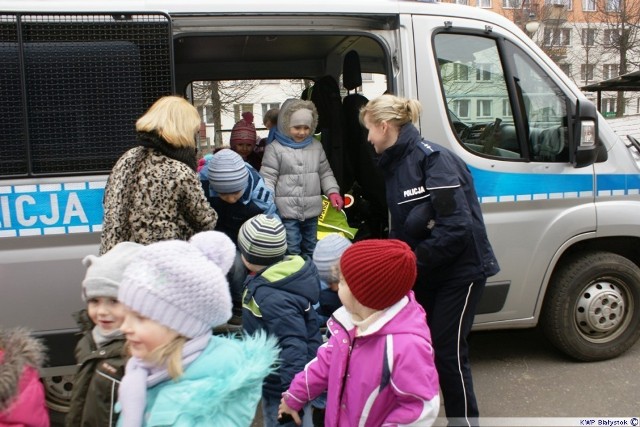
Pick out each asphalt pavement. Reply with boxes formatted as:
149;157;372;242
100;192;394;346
52;327;640;426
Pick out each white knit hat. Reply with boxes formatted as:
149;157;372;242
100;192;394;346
118;231;235;338
82;241;143;301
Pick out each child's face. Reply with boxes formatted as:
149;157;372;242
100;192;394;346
120;309;179;361
289;125;311;143
337;274;356;313
218;190;243;204
87;297;126;334
234;142;254;159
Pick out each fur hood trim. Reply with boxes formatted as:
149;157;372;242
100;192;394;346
0;328;47;411
277;99;318;136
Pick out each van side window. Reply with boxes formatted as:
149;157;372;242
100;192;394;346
0;13;172;178
507;40;569;162
435;33;522;160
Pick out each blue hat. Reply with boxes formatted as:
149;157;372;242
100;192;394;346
313;234;351;283
207;149;249;194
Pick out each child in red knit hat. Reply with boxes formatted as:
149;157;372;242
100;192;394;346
230;111;262;170
278;239;440;427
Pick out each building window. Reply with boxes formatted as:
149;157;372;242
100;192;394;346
544;28;571;46
453;99;470;118
582;0;596;11
604;29;621;45
361;73;374;82
197;105;214;124
602;98;617;114
477;99;492;118
476;63;492;81
261;102;280;119
603;64;619;80
502;99;513;117
545;0;572;8
558;63;571;77
605;0;621;11
453;63;470;81
233;103;253;122
581;29;595;46
502;0;521;8
580;64;594;81
454;0;469;4
477;0;491;7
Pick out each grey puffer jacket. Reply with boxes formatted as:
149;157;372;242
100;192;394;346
260;100;339;220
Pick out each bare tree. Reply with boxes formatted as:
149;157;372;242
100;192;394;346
593;0;640;116
192;80;260;147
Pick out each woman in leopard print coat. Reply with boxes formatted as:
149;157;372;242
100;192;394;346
100;96;218;254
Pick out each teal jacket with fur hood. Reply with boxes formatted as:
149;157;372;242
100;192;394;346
116;332;278;427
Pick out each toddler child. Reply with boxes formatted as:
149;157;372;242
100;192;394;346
279;239;440;427
0;328;49;427
231;111;262;170
260;99;343;258
203;148;278;330
67;241;142;427
115;231;278;427
311;233;352;326
239;214;322;427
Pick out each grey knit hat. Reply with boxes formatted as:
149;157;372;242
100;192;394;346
118;231;235;338
82;241;143;301
207;149;249;194
312;234;352;284
238;214;287;266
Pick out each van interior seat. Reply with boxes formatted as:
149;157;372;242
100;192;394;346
341;50;388;238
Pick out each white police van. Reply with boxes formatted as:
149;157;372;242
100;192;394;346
1;0;639;412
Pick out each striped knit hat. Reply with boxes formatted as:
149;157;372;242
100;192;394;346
230;113;257;151
207;149;249;194
238;214;287;266
340;239;416;310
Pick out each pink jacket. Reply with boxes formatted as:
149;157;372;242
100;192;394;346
0;329;50;427
283;291;440;426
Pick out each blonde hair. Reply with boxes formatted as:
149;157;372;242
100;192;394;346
359;94;422;128
145;335;188;380
136;96;201;148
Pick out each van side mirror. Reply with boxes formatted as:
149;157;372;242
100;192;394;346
569;99;598;168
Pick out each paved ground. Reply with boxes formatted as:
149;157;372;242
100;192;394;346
51;327;640;426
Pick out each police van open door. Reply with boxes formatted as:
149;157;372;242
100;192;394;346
0;11;173;411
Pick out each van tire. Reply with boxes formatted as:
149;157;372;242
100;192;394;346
43;374;74;413
541;251;640;361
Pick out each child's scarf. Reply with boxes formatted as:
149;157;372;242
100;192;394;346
118;333;211;427
273;129;313;149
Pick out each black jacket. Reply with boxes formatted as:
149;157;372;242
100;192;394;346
378;124;500;286
66;312;126;427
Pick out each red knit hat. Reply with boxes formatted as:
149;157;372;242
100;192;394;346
339;239;417;310
230;116;257;150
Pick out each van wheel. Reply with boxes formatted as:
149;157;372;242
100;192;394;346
43;374;74;413
541;251;640;361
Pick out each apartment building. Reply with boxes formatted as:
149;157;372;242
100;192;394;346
441;0;640;117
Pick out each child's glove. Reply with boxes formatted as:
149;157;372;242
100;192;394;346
328;193;344;211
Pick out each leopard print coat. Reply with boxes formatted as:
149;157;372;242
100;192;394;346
99;133;217;254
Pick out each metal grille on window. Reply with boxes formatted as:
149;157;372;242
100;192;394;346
0;13;173;176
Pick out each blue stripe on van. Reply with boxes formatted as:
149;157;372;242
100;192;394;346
469;167;640;202
2;172;640;237
0;181;105;237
